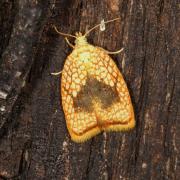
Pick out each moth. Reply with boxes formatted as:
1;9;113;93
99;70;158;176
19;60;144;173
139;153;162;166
52;18;135;143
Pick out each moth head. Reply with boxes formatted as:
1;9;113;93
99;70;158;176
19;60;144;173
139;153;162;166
74;32;87;46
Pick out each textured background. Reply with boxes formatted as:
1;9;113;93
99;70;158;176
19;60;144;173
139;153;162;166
0;0;179;179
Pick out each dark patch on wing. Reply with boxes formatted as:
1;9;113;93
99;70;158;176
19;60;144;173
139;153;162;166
73;76;119;112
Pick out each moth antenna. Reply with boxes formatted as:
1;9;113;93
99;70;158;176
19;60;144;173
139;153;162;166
84;17;120;37
53;25;76;38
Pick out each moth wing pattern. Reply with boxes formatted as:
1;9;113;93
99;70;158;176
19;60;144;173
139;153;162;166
61;45;135;142
61;54;101;142
93;47;135;132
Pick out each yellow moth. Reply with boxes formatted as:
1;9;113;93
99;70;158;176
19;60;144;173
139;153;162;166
52;18;135;143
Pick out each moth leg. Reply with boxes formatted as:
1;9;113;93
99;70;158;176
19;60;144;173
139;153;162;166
51;71;62;76
104;48;124;55
65;37;75;48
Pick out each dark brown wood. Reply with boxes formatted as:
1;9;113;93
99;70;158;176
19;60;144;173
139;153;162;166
0;0;179;179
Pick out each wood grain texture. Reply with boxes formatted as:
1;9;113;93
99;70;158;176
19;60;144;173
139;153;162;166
0;0;179;179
